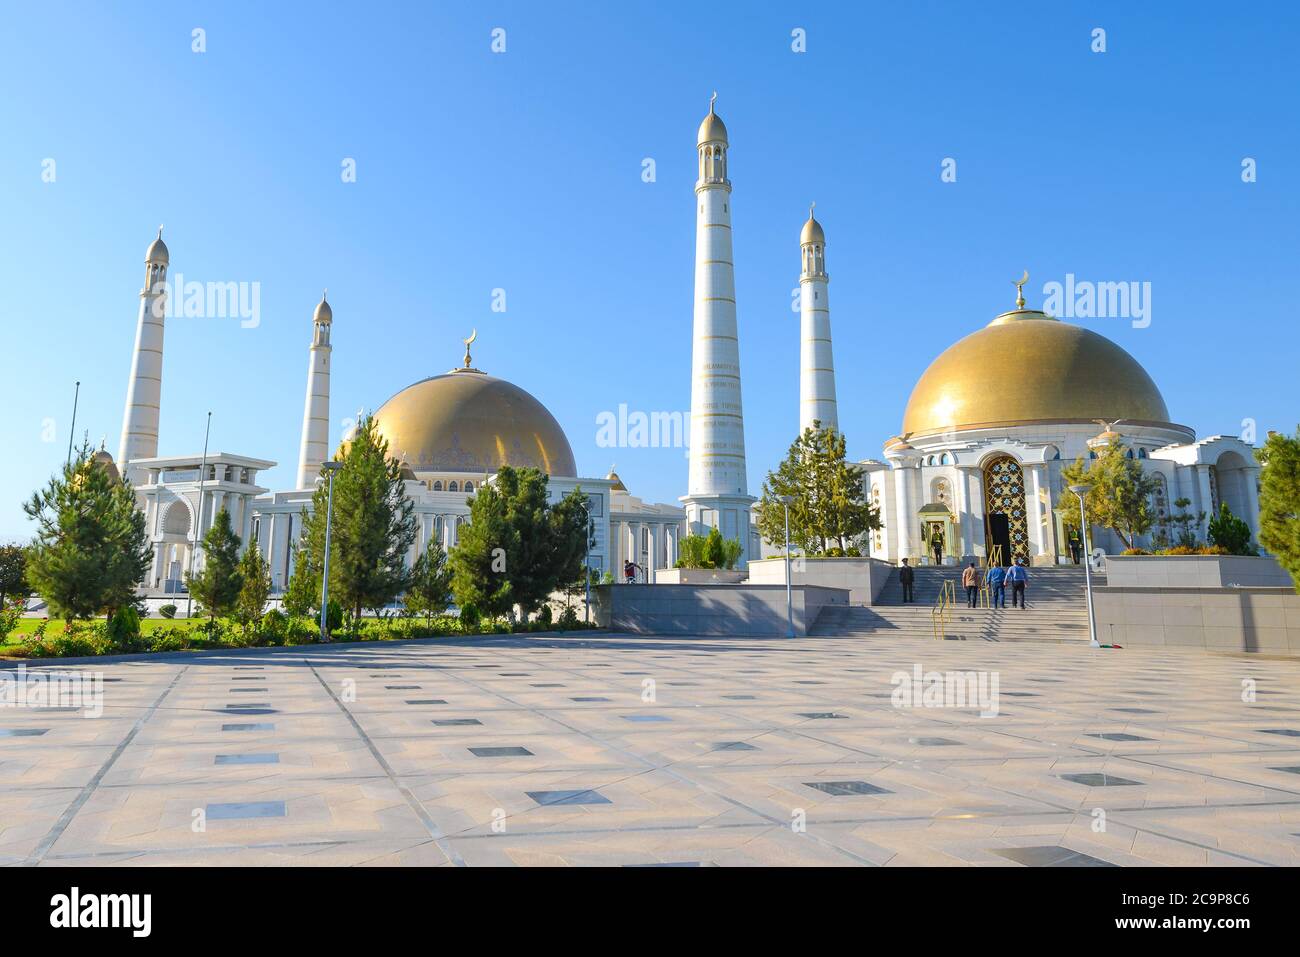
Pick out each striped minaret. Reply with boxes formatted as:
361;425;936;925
799;204;838;433
682;95;755;561
295;292;333;487
118;227;170;479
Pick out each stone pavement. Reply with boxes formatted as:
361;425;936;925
3;633;1300;867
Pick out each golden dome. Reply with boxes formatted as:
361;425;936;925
313;292;332;324
90;446;120;483
606;468;627;492
145;226;169;265
697;98;728;145
800;209;825;245
372;368;577;477
901;307;1174;438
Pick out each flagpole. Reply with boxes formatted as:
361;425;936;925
66;381;80;466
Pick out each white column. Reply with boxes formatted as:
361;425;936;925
958;467;976;558
1196;465;1214;540
893;463;916;562
799;209;837;433
296;294;333;489
649;524;661;583
1243;468;1261;539
118;230;169;479
1026;464;1047;560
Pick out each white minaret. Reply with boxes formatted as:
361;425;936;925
799;204;838;434
117;227;170;479
682;96;755;560
296;292;333;488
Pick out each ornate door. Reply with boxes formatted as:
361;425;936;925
982;455;1029;565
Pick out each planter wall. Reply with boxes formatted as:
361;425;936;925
1104;554;1292;589
588;583;849;637
746;556;895;605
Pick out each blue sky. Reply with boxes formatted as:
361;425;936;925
2;1;1296;540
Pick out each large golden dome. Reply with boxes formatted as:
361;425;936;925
901;307;1174;438
372;368;577;477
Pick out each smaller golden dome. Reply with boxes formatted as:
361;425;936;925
314;291;332;324
146;226;169;265
801;207;825;245
697;96;728;145
91;446;120;483
606;468;627;492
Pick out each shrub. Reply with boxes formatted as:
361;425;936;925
1121;548;1150;556
459;603;481;634
159;603;177;619
556;606;580;631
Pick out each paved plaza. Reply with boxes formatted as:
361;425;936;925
3;634;1300;867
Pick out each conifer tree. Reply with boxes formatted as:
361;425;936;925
236;538;272;623
186;507;243;621
23;441;151;620
406;538;453;626
1257;427;1300;591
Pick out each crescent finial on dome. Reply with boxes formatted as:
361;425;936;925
1014;270;1029;309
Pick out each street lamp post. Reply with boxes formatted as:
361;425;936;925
184;411;212;619
778;495;795;638
581;498;593;624
1069;484;1100;648
319;461;342;642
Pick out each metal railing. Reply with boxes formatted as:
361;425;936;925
931;579;955;639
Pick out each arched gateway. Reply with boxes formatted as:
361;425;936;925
982;455;1029;566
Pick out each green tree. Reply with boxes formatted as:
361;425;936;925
1207;502;1256;556
0;543;28;606
406;538;453;625
283;547;318;617
449;467;589;620
186;507;243;621
755;425;880;555
1257;427;1300;591
23;441;151;620
236;538;272;624
1169;496;1205;548
1060;440;1160;550
299;416;418;620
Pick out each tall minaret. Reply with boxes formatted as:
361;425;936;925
296;292;333;488
799;204;838;434
117;227;170;478
682;95;755;561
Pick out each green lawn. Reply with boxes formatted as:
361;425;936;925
4;616;206;645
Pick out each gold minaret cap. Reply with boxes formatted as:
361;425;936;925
1014;270;1028;309
453;328;484;374
145;225;169;265
697;92;729;146
800;202;825;245
313;289;332;323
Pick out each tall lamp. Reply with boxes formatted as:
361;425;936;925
319;461;342;642
1068;484;1100;648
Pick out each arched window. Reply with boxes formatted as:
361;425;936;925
1138;448;1147;459
464;481;474;493
448;481;459;492
432;481;443;491
940;452;952;465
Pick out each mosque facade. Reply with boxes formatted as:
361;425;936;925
107;100;1262;603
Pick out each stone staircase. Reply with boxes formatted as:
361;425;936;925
810;565;1098;643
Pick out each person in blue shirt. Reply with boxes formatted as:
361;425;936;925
1006;558;1029;608
985;563;1006;608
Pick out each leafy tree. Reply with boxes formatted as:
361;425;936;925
298;416;418;620
449;467;589;620
186;507;243;621
0;543;28;607
1257;427;1300;591
236;538;272;623
1207;502;1256;556
674;530;744;569
1168;496;1205;548
755;425;880;555
283;547;319;617
23;441;151;620
1060;440;1161;550
406;538;453;625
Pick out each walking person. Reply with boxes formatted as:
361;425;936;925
899;558;915;603
1008;557;1028;608
931;528;945;567
962;562;979;608
1068;528;1082;565
985;562;1006;609
623;559;639;585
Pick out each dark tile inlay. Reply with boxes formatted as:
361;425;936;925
1269;766;1300;775
1109;707;1159;714
531;683;565;688
798;712;848;720
214;754;279;765
406;699;447;705
1059;772;1143;787
711;741;757;751
909;736;960;746
1258;729;1300;737
432;719;482;726
526;789;611;807
385;685;421;690
469;746;533;757
804;780;890;797
994;846;1116;867
1085;733;1152;742
570;697;610;702
222;723;274;731
0;728;49;737
206;801;286;820
623;714;670;722
723;695;757;700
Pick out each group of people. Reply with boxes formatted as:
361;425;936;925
898;557;1030;609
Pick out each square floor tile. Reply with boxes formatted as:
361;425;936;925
993;846;1116;867
804;780;890;797
526;789;611;807
468;746;533;757
1059;772;1143;787
206;801;286;820
214;754;280;765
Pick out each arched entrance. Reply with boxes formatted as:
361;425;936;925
982;455;1029;566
